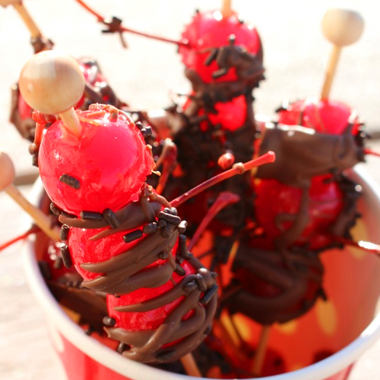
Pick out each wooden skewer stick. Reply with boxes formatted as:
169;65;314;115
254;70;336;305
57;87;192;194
0;0;42;38
13;1;43;38
252;324;271;376
181;354;202;377
18;50;85;138
0;151;60;242
320;8;364;100
221;0;232;18
17;50;202;377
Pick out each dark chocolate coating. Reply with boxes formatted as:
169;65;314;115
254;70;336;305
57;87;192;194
62;192;218;364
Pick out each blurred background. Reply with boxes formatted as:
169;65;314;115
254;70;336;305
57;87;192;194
0;0;379;379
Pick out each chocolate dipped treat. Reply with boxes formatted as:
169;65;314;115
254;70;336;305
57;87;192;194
19;51;219;366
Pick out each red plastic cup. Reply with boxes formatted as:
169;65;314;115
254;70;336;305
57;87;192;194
23;167;380;380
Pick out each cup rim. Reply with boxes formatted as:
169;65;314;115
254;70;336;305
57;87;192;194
22;165;380;380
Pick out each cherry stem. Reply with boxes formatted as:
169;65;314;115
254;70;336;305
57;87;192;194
188;192;239;251
334;235;380;256
0;225;40;252
74;0;189;48
171;151;275;208
364;148;380;158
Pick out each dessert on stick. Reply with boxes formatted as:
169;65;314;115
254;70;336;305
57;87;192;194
18;50;217;373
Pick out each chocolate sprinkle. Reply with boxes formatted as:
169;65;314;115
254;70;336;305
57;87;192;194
50;203;61;216
103;316;116;327
60;224;70;241
174;263;186;276
200;284;219;306
103;208;120;228
60;244;72;268
80;211;103;221
59;174;80;190
143;222;158;234
123;229;143;243
117;343;131;353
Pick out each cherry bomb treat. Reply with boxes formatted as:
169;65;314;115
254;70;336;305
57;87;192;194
18;50;221;372
160;5;264;238
253;8;366;255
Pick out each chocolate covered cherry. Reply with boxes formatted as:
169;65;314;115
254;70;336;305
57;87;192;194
179;9;262;83
277;97;360;135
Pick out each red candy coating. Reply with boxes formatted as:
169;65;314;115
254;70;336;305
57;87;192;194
107;261;196;331
179;10;261;83
68;225;196;331
253;175;343;251
38;108;154;216
278;98;359;135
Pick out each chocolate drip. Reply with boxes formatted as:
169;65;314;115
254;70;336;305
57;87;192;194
256;122;364;187
62;188;217;363
59;201;162;239
106;266;218;363
224;244;324;324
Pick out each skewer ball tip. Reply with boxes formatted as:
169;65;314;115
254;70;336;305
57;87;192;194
19;50;85;115
0;151;15;191
322;8;364;47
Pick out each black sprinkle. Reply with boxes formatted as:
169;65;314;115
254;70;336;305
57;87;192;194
174;264;186;276
117;342;131;353
60;244;72;268
195;274;207;292
103;208;120;229
143;222;158;234
135;121;143;130
60;224;70;241
183;281;197;294
178;220;187;234
59;174;80;190
163;207;178;216
141;126;152;138
123;229;143;243
103;316;116;327
204;325;212;335
200;284;218;305
85;327;94;336
158;211;181;226
157;219;167;229
80;211;103;221
50;203;61;216
32;154;38;167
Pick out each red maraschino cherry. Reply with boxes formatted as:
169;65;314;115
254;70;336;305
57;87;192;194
277;97;360;135
179;9;262;83
19;51;154;216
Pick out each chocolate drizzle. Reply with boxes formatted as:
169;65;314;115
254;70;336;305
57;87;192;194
223;244;324;325
61;188;218;363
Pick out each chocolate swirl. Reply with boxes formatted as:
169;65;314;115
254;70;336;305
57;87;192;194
59;189;218;364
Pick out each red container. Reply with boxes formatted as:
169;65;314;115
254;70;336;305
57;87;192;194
23;168;380;380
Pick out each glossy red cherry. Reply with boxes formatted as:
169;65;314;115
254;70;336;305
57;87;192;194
68;224;196;331
107;261;195;331
38;107;154;216
179;10;262;83
253;175;343;251
278;97;359;135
